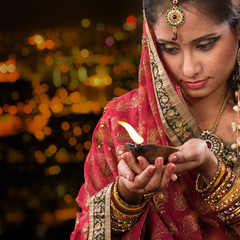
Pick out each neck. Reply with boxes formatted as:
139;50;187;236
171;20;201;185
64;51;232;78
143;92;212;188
180;87;230;131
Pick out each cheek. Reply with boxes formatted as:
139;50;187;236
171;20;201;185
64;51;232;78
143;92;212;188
209;46;237;77
160;53;180;76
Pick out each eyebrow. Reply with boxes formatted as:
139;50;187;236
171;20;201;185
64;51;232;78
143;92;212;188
156;33;218;44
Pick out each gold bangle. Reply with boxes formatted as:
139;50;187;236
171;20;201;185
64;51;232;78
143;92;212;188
110;201;142;220
206;169;232;204
111;219;133;228
196;159;223;195
212;178;240;211
111;225;131;233
112;177;147;212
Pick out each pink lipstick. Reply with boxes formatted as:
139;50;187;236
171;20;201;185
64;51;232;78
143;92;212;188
183;78;208;90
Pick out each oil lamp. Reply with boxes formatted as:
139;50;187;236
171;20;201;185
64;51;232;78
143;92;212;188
118;121;178;164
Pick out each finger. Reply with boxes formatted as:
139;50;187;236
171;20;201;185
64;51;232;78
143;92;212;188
121;152;143;175
118;160;135;182
125;165;156;194
137;156;150;169
171;173;178;181
158;163;176;190
173;162;197;175
144;157;164;192
168;150;194;164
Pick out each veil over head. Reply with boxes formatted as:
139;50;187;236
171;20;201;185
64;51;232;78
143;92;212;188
70;5;240;240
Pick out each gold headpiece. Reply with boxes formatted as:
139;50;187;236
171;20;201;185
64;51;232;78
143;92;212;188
165;0;185;41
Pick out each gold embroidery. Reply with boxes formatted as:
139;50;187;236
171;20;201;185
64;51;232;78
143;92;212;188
116;145;126;157
174;192;187;212
151;220;169;239
168;222;179;238
152;190;169;214
147;127;162;144
115;95;140;112
100;161;112;178
103;97;119;113
181;214;199;240
95;129;103;148
144;16;200;147
149;97;158;115
84;184;91;208
116;130;131;142
195;197;211;216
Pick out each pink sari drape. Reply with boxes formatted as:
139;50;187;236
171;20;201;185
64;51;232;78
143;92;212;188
70;17;239;240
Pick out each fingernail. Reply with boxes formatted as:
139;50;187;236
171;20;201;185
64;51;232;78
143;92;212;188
138;157;143;165
126;174;130;180
168;164;175;172
172;174;178;181
123;152;130;162
156;157;163;166
169;155;177;163
149;166;156;173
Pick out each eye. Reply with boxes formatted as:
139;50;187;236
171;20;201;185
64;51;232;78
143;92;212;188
196;37;219;51
158;43;180;54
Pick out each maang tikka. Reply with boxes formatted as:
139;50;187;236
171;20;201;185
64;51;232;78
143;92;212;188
165;0;185;41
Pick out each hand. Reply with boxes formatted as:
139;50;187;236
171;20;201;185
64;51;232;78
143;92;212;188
117;151;177;204
168;138;218;183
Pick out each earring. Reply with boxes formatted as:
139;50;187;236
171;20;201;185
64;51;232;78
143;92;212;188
165;0;185;41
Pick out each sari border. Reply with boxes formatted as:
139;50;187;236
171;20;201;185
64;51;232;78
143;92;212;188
143;14;200;146
89;183;112;240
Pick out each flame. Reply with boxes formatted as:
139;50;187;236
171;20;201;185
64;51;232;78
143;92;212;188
118;121;144;144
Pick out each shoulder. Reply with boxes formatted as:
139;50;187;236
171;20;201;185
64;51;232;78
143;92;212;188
104;88;140;113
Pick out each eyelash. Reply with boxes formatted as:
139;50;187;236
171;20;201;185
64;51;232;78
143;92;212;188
158;37;219;55
196;38;218;50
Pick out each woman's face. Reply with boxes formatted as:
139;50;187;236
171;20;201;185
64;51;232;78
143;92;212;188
153;5;240;99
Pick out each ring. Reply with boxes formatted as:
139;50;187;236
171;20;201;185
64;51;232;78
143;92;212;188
143;187;157;197
143;187;148;194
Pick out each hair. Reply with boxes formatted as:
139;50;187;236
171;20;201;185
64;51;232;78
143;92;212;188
143;0;240;103
144;0;240;28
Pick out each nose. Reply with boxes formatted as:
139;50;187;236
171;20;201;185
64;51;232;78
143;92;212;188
181;52;201;78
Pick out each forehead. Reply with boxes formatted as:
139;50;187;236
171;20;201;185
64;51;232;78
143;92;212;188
153;5;230;41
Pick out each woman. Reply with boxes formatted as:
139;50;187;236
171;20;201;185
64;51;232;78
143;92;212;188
71;0;240;239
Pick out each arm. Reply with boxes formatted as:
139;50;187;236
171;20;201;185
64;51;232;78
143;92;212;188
167;138;240;235
70;109;118;240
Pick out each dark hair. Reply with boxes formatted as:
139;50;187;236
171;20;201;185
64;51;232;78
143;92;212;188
144;0;240;28
144;0;240;103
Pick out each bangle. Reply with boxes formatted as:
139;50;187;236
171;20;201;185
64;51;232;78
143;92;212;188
213;177;240;212
196;157;223;195
112;176;147;212
197;161;240;227
206;168;233;204
110;176;147;233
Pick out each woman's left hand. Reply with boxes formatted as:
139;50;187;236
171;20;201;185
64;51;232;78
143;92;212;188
168;138;218;183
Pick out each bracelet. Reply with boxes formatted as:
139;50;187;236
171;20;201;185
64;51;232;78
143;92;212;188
206;169;233;204
112;176;147;212
110;176;147;233
196;160;240;227
196;157;223;195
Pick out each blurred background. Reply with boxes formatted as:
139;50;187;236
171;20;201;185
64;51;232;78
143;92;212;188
0;0;142;239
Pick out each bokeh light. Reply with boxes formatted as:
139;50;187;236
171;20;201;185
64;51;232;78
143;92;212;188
0;7;141;240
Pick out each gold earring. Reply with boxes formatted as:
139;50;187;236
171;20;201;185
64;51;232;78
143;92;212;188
165;0;185;41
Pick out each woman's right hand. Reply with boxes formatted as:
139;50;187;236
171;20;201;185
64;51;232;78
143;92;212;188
117;151;177;205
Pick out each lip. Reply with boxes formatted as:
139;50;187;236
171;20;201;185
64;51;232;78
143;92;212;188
182;78;209;90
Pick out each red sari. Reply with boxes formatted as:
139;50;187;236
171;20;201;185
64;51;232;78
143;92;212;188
70;16;239;240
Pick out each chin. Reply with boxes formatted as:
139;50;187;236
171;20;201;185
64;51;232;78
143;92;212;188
181;88;211;100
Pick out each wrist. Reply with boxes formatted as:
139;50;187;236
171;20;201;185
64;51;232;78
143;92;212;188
198;154;218;184
118;177;143;205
